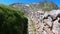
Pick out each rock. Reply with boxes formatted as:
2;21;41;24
52;18;60;34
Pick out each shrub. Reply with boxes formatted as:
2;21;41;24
42;7;52;11
0;4;28;34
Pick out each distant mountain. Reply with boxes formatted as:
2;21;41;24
10;2;59;16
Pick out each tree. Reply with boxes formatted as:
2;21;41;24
0;4;28;34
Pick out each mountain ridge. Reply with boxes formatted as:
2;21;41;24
11;2;59;16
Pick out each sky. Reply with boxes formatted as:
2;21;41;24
0;0;60;7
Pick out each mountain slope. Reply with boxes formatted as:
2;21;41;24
11;2;59;16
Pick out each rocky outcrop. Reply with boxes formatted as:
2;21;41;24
28;10;60;34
